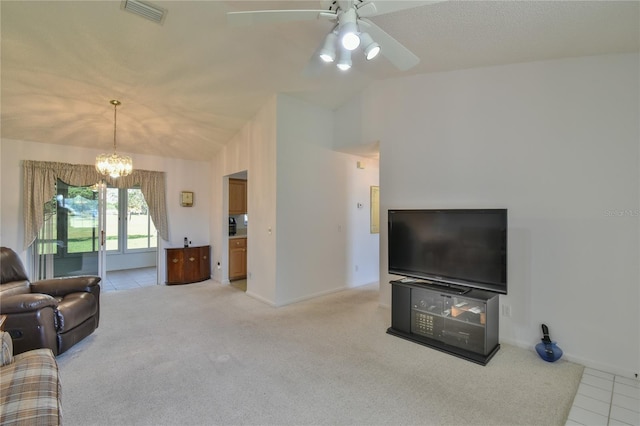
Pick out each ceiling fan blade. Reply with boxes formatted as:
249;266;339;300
358;18;419;71
357;0;446;18
227;10;336;26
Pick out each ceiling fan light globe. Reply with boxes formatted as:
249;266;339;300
337;47;352;71
341;32;360;51
319;52;335;63
365;44;380;60
338;12;360;51
359;32;380;60
319;31;338;63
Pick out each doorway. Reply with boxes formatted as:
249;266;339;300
227;170;247;291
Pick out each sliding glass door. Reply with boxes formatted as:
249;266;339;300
34;179;106;279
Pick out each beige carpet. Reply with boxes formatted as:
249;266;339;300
57;281;583;425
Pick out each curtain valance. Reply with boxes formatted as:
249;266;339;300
23;160;169;249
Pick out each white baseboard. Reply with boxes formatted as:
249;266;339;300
499;337;638;379
245;290;276;307
274;286;348;307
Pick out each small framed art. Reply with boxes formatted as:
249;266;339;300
180;191;194;207
370;186;379;234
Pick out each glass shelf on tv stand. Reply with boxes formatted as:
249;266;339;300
397;278;471;295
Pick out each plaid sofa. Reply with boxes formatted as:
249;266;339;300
0;331;62;425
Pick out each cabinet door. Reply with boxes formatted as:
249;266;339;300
183;247;201;283
446;296;486;325
229;248;244;279
229;238;246;280
199;246;211;281
240;180;247;213
166;249;184;284
229;179;247;214
410;288;446;340
443;295;487;354
241;242;247;276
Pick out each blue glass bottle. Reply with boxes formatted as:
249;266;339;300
535;324;563;362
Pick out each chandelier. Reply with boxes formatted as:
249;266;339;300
96;100;133;178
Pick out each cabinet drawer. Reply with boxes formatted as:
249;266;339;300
230;238;246;248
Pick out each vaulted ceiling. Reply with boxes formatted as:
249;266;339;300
2;1;638;161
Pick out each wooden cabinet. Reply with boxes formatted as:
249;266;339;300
229;178;247;215
166;245;211;285
229;238;247;280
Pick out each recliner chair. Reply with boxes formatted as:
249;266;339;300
0;247;101;355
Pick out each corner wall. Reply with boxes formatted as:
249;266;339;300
209;96;279;304
275;95;379;306
335;53;640;377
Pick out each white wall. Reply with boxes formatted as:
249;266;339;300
345;158;380;287
334;53;639;378
1;138;211;283
210;96;278;304
210;95;379;307
246;98;279;303
274;95;379;306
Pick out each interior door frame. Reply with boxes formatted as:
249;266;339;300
97;181;108;281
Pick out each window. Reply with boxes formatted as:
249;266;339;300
126;188;157;250
105;188;119;251
106;187;156;253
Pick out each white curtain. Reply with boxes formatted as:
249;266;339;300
23;160;169;249
29;214;56;280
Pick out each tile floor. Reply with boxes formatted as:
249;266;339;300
101;267;158;293
566;368;640;426
101;268;246;293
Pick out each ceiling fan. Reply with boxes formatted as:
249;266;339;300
227;0;444;72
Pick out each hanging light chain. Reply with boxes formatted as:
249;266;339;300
111;100;121;154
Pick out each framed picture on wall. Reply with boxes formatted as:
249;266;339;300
180;191;194;207
370;186;379;234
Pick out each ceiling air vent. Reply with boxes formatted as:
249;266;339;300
121;0;167;25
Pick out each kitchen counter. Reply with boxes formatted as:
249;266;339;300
229;230;247;239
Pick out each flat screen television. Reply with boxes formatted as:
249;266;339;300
388;209;507;294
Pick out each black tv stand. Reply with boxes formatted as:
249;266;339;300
388;279;500;365
426;281;471;295
396;279;471;295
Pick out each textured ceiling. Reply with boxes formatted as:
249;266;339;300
1;1;638;161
